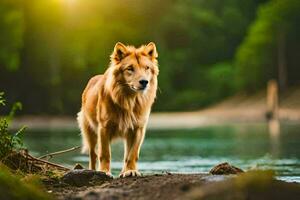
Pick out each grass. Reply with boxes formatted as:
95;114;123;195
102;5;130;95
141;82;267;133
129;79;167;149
0;164;51;200
0;92;53;200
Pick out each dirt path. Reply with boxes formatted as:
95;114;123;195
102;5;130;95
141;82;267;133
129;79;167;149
46;172;300;200
49;173;206;200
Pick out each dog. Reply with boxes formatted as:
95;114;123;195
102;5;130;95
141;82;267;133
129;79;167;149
77;42;159;177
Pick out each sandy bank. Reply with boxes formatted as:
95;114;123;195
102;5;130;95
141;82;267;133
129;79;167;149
11;91;300;130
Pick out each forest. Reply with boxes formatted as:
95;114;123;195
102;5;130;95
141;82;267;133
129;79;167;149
0;0;299;115
1;1;300;199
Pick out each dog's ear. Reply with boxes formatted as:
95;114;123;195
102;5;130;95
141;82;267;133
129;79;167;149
145;42;158;59
111;42;128;62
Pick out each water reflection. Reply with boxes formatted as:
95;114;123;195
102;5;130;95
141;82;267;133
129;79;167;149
268;119;280;158
23;123;300;182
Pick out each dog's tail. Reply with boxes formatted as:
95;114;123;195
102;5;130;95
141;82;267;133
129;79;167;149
77;111;89;154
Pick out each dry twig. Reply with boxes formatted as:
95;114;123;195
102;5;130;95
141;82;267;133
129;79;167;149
38;146;81;160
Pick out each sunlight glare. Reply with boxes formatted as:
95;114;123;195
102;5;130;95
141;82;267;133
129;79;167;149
62;0;77;6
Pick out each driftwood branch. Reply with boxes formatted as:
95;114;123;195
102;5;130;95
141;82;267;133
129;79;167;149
3;150;70;173
24;151;70;171
39;146;81;160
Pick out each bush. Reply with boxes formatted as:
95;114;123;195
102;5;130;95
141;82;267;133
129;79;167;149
0;92;25;160
0;93;51;200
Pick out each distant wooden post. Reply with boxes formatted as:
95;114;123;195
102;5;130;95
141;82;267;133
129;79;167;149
266;80;280;138
266;80;279;121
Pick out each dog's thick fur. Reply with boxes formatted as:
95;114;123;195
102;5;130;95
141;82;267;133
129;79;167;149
77;42;158;177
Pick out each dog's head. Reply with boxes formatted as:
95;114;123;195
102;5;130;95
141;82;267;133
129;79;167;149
109;42;159;94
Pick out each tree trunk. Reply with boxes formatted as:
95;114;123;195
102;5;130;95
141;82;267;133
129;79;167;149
277;29;287;93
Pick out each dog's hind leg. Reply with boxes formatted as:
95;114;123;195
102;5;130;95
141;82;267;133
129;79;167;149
77;111;97;170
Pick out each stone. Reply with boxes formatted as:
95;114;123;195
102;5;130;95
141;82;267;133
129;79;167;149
73;163;84;170
61;169;113;187
210;162;244;175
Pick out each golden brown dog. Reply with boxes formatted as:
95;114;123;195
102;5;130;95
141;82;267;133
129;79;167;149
77;42;158;177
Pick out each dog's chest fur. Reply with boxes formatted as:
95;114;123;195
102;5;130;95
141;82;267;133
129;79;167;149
99;93;149;136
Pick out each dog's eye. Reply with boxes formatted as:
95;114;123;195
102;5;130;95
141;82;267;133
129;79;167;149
126;65;134;72
146;66;150;70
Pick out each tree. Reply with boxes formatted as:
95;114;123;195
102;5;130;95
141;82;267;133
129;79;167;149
235;0;300;92
0;0;269;114
0;0;23;71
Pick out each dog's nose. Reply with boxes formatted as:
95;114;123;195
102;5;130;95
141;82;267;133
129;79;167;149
139;80;148;88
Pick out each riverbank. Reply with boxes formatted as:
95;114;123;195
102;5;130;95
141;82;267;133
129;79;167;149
2;150;299;200
11;88;300;130
46;171;300;200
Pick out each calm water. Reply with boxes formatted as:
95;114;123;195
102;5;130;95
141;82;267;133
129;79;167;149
23;123;300;182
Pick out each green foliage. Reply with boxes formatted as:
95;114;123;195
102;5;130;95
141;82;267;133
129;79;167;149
235;170;275;189
0;92;5;106
235;0;300;91
0;164;51;200
0;0;24;71
207;62;237;101
0;92;25;160
0;0;269;113
154;0;266;110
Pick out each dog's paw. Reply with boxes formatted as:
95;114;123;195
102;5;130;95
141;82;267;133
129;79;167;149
119;170;142;178
99;170;113;178
105;172;113;178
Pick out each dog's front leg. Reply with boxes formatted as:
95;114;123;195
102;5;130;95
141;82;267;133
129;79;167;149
120;127;145;177
98;127;111;176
